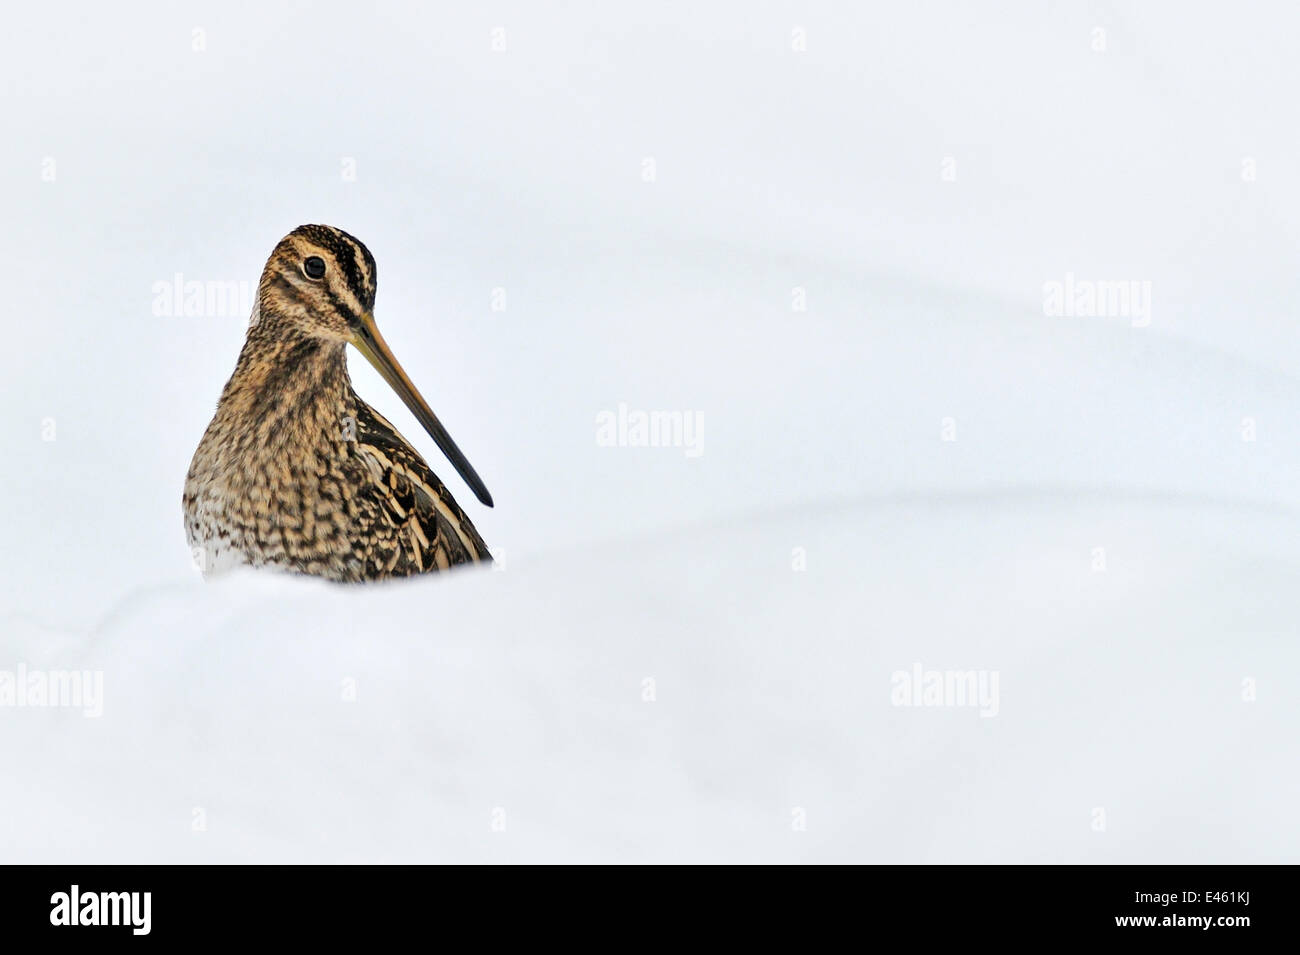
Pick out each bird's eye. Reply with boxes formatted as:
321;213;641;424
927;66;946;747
303;256;327;280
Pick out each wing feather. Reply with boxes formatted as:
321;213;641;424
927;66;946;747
349;401;492;573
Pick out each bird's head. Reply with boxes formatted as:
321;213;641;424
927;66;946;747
257;224;377;342
253;224;493;507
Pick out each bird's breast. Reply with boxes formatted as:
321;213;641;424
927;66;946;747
183;401;363;576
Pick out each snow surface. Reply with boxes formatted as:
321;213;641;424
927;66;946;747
1;2;1297;862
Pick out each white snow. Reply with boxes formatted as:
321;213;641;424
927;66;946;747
1;1;1297;862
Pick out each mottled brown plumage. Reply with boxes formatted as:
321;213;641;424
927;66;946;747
183;225;492;582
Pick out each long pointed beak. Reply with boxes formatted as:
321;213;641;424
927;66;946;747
350;312;494;508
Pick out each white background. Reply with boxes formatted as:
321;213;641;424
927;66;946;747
1;2;1296;862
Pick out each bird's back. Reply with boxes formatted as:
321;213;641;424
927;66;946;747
343;399;492;577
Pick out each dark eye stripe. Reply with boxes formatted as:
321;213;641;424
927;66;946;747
267;266;358;327
325;288;362;326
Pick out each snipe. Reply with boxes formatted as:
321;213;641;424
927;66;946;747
183;225;493;582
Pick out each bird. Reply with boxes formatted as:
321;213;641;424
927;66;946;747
183;224;493;582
